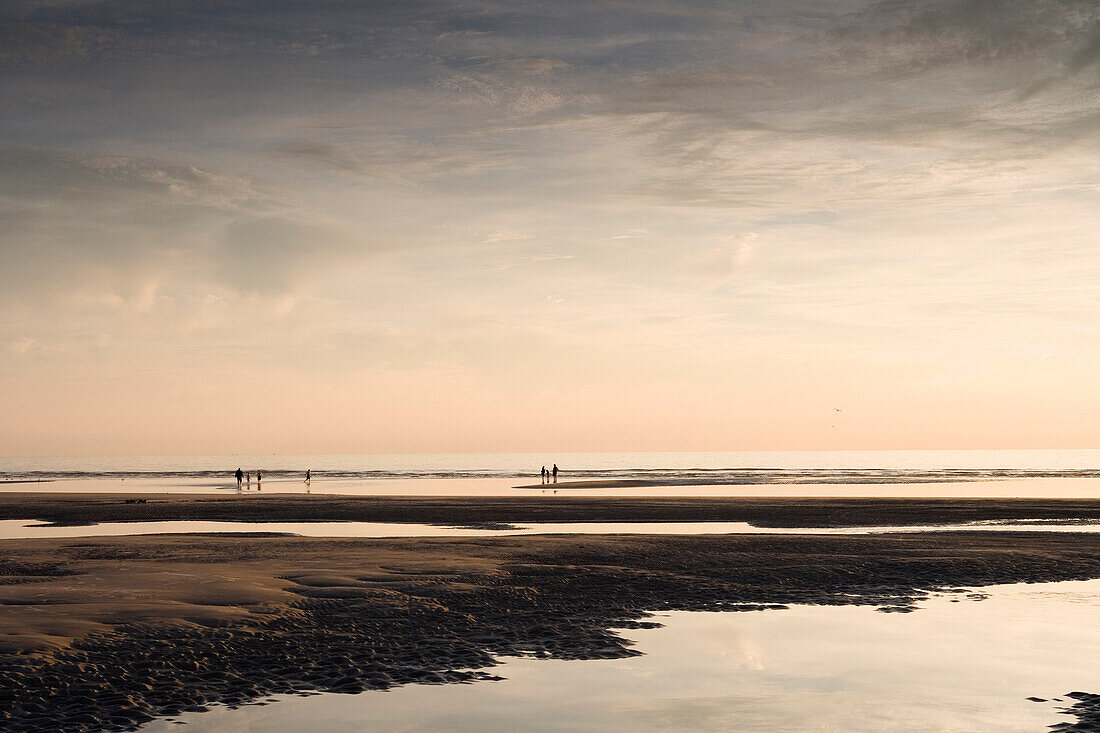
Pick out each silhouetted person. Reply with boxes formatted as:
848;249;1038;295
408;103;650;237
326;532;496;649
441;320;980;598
552;464;558;483
306;469;311;484
256;470;262;490
246;471;251;489
541;465;547;484
235;467;243;489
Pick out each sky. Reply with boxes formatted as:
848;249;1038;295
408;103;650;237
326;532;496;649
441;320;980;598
2;0;1099;456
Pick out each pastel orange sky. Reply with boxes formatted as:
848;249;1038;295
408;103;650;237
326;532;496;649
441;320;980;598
3;1;1099;455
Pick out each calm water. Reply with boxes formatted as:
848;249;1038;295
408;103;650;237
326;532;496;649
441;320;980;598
138;579;1100;733
3;450;1100;497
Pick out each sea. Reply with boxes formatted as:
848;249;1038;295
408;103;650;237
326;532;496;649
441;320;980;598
3;449;1100;497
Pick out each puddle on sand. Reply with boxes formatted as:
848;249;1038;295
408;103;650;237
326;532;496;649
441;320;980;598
4;518;1100;541
139;579;1100;733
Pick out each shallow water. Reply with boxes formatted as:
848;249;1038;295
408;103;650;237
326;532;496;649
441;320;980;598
4;476;1100;499
138;579;1100;732
4;449;1100;498
4;517;1100;541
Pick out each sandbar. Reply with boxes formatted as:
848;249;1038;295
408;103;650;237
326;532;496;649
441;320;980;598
4;493;1100;528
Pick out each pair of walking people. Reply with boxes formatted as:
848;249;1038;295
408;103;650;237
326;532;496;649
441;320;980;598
540;464;559;484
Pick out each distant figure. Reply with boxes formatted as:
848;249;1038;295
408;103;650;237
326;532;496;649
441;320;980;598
552;464;558;483
246;471;251;489
256;470;263;490
235;467;243;489
306;469;311;484
541;465;547;484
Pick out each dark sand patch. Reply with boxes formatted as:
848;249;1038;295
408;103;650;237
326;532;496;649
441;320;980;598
1055;692;1100;731
2;531;1100;730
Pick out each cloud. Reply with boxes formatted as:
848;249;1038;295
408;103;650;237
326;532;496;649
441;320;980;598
607;228;650;240
686;233;760;281
3;1;1097;226
1067;19;1100;73
7;337;36;355
482;230;536;243
273;142;371;176
1017;18;1100;99
272;136;515;183
826;0;1097;75
435;71;567;116
0;146;269;225
0;146;376;308
212;215;367;296
5;0;1095;216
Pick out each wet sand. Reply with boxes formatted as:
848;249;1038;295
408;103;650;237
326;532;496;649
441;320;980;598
1059;694;1100;731
5;492;1100;528
3;495;1100;731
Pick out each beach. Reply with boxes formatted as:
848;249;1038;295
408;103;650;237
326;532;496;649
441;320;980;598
8;0;1100;726
4;494;1100;731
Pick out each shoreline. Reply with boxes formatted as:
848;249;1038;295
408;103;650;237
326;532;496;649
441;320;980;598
511;477;969;489
4;524;1100;730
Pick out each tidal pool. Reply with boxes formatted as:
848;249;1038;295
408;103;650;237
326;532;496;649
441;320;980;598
4;518;1100;540
139;579;1100;732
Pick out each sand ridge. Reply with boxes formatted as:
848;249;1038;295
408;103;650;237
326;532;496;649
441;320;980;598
5;493;1100;528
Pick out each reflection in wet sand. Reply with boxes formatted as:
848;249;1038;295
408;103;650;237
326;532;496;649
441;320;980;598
139;580;1100;733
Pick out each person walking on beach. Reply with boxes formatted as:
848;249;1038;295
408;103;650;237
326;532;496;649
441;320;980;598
235;467;243;489
541;465;547;484
552;464;558;483
246;471;251;489
306;469;311;485
256;470;262;490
